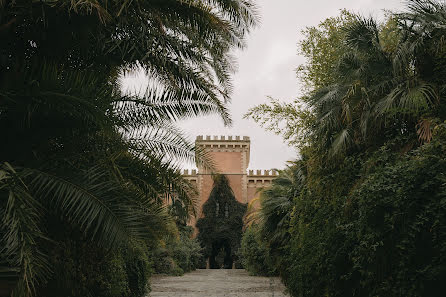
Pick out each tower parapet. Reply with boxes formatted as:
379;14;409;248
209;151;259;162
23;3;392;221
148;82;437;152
182;169;198;185
182;169;198;176
196;135;250;146
247;169;277;188
248;169;278;176
196;135;250;141
195;136;250;171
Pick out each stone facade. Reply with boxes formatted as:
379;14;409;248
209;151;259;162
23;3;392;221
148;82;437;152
182;136;277;229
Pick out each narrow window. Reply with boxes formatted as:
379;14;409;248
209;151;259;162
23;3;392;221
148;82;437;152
216;202;220;217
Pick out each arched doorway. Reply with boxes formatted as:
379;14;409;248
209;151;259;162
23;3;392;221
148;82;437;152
209;239;233;269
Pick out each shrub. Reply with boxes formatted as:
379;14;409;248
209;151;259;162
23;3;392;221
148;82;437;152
152;227;203;275
152;246;183;275
282;136;446;297
123;242;152;297
38;237;151;297
173;234;203;273
240;225;276;276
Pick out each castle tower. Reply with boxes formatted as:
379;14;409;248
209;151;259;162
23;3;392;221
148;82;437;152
196;135;250;205
182;135;278;229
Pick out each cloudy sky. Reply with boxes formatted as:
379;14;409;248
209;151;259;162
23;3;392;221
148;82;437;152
125;0;406;171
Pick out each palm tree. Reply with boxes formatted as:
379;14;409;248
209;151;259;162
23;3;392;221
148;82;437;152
0;1;258;295
380;0;446;142
259;165;304;253
307;15;394;156
1;0;259;125
0;67;197;296
308;0;446;157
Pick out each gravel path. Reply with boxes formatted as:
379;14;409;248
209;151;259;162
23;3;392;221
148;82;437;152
149;269;287;297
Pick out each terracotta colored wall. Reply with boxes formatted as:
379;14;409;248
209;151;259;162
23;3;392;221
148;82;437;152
198;150;245;218
198;174;213;217
226;175;244;203
184;136;277;235
247;186;258;204
210;151;243;173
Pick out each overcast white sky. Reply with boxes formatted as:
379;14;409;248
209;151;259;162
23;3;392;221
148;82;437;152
124;0;406;171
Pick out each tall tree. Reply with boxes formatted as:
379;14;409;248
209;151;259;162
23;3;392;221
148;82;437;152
0;0;258;295
243;1;446;297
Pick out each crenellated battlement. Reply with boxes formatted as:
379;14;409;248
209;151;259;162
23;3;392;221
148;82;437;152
196;135;250;142
182;169;198;176
246;169;277;188
195;135;251;166
180;169;278;177
248;169;278;177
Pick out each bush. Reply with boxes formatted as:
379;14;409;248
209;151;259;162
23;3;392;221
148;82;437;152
152;227;203;275
240;225;276;276
123;242;152;297
282;136;446;297
38;237;151;297
347;142;446;297
173;234;203;272
152;246;184;276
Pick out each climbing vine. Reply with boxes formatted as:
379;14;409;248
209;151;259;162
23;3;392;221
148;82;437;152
196;175;247;268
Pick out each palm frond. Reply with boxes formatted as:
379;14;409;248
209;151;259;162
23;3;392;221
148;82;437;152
0;163;51;297
108;152;199;219
126;123;214;170
343;15;381;52
115;86;231;128
337;51;367;81
416;118;434;143
330;128;352;156
259;165;304;247
243;197;261;229
375;81;437;116
22;167;148;248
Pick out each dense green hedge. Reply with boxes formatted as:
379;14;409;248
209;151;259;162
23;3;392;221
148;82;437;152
239;225;276;276
281;135;446;297
152;227;203;275
242;132;446;297
39;237;152;297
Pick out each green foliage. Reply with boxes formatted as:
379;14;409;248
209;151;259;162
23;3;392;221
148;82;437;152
172;234;203;273
0;0;259;123
196;175;247;268
152;226;203;275
239;225;276;276
0;0;258;295
241;165;305;276
246;1;446;296
38;237;152;297
152;246;184;276
349;141;446;296
243;98;313;147
244;10;355;147
297;9;356;91
283;135;446;297
123;243;153;297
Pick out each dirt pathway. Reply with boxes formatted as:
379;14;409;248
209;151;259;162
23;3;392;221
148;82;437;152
150;269;287;297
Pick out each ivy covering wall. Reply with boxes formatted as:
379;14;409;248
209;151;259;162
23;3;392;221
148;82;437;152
196;175;247;268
